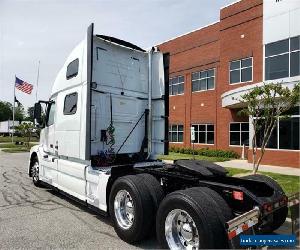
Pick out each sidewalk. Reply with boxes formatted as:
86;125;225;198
162;159;300;176
215;159;300;176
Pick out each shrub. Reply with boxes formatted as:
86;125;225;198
169;147;239;159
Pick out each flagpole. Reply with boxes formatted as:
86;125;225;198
12;75;16;143
35;60;40;101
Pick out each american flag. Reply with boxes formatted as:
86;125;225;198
15;77;33;94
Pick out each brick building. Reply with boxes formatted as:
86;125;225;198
158;0;300;168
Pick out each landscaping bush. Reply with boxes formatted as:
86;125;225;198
169;146;239;159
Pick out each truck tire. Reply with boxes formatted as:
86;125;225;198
31;156;41;187
242;174;288;232
137;173;164;211
156;187;230;249
109;175;154;243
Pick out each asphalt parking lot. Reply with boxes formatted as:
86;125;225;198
0;151;295;249
0;151;158;249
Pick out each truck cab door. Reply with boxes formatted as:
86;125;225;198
39;100;58;186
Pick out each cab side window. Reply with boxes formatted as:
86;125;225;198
66;59;79;80
46;102;56;126
64;92;78;115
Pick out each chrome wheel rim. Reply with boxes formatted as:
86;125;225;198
114;190;135;229
32;162;39;182
165;209;199;250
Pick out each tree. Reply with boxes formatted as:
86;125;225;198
26;106;35;122
0;101;13;121
238;82;300;174
15;122;35;148
15;104;25;122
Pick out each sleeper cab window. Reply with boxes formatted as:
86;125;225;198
63;92;78;115
66;58;79;80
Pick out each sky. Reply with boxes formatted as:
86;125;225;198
0;0;234;110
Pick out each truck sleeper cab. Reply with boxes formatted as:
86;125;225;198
29;24;288;249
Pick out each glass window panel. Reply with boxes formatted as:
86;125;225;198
230;70;240;84
241;58;252;68
199;132;205;143
230;132;240;145
192;80;200;92
64;92;78;115
172;125;177;131
47;102;56;126
194;131;199;143
178;132;183;142
172;84;178;95
207;69;215;77
265;54;289;80
168;132;172;141
230;61;240;70
66;59;79;80
178;125;184;131
200;71;208;78
199;125;206;131
192;125;198;132
207;77;215;89
241;67;252;82
241;123;249;131
192;72;199;80
290;51;300;77
265;39;289;57
266;127;277;149
178;76;184;83
169;85;172;95
207;132;214;144
290;36;300;51
200;79;207;90
279;117;299;150
241;132;249;146
171;132;177;142
178;83;184;94
207;125;214;131
230;123;240;131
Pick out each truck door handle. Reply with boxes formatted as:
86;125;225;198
50;144;53;148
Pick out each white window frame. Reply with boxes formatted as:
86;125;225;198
229;122;249;147
169;76;184;96
191;68;215;93
264;36;300;81
229;57;253;85
169;124;184;143
191;123;214;145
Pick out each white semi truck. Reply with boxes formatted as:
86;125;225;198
29;24;288;249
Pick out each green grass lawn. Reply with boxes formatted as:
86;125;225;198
0;136;39;143
2;148;30;153
0;142;37;148
158;152;230;162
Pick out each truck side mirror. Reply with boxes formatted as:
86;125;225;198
34;102;42;125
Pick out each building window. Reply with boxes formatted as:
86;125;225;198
63;92;78;115
192;69;215;92
191;124;214;144
229;122;249;146
169;124;184;142
229;57;253;84
256;107;299;150
265;36;300;80
169;76;184;96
